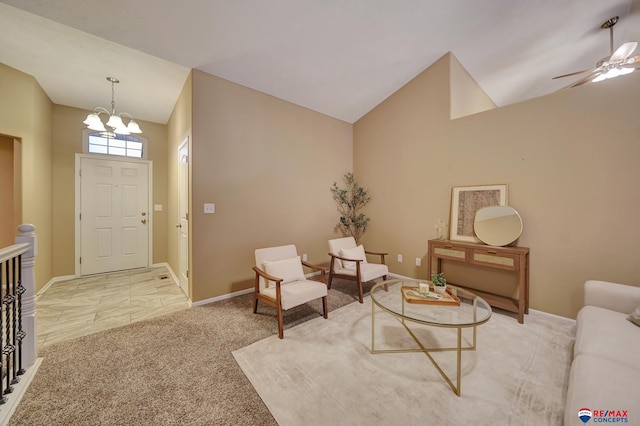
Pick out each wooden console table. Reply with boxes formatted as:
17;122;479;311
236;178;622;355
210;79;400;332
427;239;530;323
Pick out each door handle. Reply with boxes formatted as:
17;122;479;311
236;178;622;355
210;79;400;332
176;224;182;228
141;219;147;224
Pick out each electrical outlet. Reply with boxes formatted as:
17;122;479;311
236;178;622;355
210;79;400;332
397;254;403;263
302;253;308;262
416;257;421;266
204;203;215;214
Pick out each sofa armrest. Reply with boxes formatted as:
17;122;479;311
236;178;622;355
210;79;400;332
584;280;640;314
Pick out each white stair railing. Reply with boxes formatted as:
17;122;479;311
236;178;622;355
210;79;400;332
0;224;36;408
14;224;37;370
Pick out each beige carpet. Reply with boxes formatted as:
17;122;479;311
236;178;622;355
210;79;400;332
8;278;366;425
233;293;575;426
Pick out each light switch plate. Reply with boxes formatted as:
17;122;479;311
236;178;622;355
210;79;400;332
204;203;215;214
154;204;163;211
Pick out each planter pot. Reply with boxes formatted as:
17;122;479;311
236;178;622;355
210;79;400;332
434;284;447;295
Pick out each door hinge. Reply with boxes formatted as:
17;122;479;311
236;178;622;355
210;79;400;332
186;270;189;278
186;212;189;220
79;213;82;220
79;257;82;264
79;169;82;177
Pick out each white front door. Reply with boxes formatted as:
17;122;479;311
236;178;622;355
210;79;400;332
177;139;189;297
79;156;151;275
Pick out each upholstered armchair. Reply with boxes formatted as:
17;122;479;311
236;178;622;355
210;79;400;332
253;244;328;339
328;237;388;303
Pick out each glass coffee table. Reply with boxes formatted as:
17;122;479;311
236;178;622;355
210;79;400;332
370;279;492;396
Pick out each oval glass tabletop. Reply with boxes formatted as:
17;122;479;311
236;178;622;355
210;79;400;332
371;279;492;327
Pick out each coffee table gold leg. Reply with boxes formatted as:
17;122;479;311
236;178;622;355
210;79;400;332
371;299;375;352
456;328;462;396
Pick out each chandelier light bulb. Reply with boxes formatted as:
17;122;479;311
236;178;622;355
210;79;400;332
83;77;142;135
106;114;124;129
127;120;143;134
83;113;107;131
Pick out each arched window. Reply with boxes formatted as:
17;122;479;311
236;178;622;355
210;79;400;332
83;130;147;159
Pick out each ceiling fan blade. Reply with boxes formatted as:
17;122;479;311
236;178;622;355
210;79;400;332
552;68;596;79
610;41;638;61
570;72;599;88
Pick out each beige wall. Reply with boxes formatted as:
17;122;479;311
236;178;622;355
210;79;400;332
354;53;640;319
190;70;352;302
51;105;170;276
0;63;54;291
0;135;14;247
167;72;193;296
0;136;23;249
450;53;496;119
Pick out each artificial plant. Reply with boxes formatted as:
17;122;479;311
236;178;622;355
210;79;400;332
330;173;371;243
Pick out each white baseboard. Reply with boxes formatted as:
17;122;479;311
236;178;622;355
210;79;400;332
153;262;192;306
0;358;43;426
37;275;75;298
191;287;254;307
529;308;575;323
152;262;180;286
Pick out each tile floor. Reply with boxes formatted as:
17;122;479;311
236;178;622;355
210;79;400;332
36;266;190;348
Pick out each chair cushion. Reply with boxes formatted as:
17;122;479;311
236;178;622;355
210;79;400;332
263;256;305;286
335;262;388;283
255;245;299;291
261;280;328;310
340;245;367;269
328;237;357;269
574;305;640;370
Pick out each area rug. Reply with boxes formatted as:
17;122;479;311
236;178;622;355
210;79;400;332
233;294;575;426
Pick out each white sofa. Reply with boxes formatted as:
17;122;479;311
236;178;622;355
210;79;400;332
564;280;640;426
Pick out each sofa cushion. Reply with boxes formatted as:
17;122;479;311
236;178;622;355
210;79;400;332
574;305;640;369
564;354;640;426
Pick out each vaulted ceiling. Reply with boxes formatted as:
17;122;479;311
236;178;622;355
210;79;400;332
1;0;638;124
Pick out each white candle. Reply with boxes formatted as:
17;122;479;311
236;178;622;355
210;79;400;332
419;282;430;294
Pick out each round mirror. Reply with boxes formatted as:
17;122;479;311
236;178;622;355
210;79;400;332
473;206;523;246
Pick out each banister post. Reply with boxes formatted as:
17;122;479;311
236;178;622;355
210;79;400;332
14;224;37;369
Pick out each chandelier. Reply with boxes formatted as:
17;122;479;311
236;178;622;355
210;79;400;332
83;77;142;135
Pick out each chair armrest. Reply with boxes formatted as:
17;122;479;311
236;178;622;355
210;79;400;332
301;261;329;273
328;252;364;264
365;250;388;264
302;261;329;284
584;280;640;314
252;266;283;286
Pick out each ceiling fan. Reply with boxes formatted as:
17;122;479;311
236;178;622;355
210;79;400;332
553;16;640;87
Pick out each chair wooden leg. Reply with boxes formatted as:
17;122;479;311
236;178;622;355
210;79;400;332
277;306;284;339
322;296;328;319
358;281;364;304
253;296;259;313
327;273;333;289
383;275;388;291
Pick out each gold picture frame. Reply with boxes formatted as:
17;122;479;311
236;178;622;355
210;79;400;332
450;184;508;242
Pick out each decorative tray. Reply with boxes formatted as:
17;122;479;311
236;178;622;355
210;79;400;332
401;286;461;306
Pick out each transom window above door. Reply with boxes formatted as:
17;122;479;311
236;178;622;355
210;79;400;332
84;130;147;159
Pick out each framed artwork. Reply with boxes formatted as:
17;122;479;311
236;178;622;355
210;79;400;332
449;184;508;242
